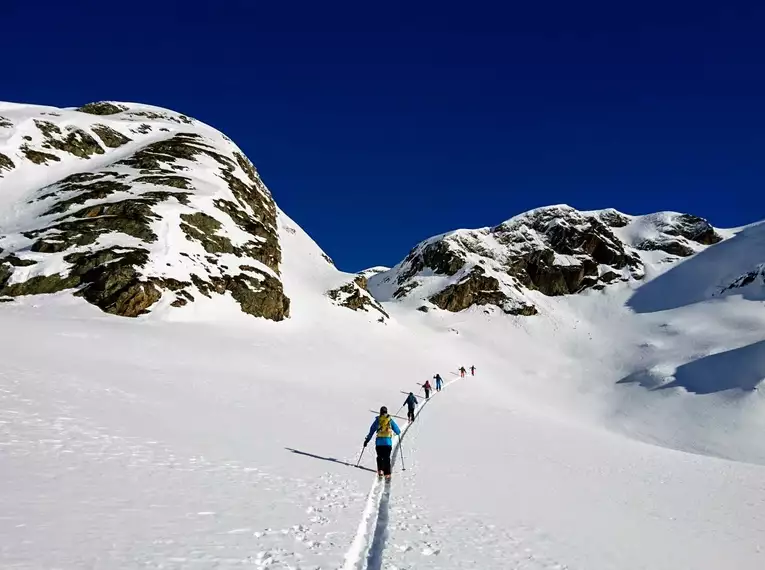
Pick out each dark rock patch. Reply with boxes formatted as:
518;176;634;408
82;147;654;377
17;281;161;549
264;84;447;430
180;212;236;255
35;120;104;159
21;145;60;165
134;175;192;190
43;180;133;216
328;280;389;319
76;102;127;115
91;124;132;148
637;239;695;258
0;152;15;173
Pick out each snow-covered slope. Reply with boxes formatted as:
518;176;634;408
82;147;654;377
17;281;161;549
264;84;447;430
2;101;765;570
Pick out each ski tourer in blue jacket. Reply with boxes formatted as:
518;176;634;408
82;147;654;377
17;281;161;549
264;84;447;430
364;408;401;447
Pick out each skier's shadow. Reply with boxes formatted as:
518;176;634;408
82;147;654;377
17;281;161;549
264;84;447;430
285;447;377;473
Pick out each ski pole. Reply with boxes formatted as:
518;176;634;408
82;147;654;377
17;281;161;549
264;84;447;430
356;445;366;467
399;440;406;471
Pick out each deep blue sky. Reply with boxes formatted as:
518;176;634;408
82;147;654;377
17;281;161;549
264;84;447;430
3;1;762;271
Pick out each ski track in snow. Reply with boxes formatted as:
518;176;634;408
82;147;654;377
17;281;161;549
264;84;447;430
342;376;571;570
341;380;442;570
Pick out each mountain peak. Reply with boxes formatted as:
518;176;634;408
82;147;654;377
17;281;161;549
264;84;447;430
0;101;289;319
368;204;724;317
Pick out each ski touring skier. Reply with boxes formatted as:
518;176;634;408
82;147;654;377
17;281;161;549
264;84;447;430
470;365;476;376
364;406;401;480
434;373;443;391
459;366;466;378
423;379;432;399
403;392;418;422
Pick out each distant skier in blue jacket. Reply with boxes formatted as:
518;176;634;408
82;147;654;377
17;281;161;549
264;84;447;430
364;406;401;479
434;374;443;392
403;392;418;422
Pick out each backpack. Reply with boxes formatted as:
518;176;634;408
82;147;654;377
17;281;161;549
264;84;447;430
377;414;393;437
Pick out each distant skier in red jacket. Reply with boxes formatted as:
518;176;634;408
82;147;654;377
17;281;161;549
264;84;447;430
423;380;432;399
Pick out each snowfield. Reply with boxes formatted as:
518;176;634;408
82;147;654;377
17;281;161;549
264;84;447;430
1;103;765;569
1;216;764;569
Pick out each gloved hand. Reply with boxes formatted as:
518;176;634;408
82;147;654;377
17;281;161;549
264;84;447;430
363;439;369;447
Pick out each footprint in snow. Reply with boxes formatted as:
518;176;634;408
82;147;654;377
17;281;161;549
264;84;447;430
421;545;441;556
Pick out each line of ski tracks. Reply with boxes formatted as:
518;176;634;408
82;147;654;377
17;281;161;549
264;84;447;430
341;388;440;570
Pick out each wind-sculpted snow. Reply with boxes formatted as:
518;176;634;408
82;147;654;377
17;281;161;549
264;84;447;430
619;339;765;394
628;221;765;313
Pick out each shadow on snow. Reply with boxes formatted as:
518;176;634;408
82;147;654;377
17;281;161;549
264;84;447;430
285;447;377;473
627;222;765;314
617;339;765;394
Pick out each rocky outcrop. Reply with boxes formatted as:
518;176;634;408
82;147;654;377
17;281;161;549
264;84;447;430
670;214;722;245
0;152;14;174
429;266;537;315
634;213;722;258
76;102;128;115
370;205;724;317
328;275;389;321
34;120;105;159
493;209;643;295
399;241;466;283
636;238;695;258
0;101;290;321
719;264;765;295
596;209;631;228
91;124;132;148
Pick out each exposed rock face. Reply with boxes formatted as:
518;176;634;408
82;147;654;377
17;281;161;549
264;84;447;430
674;214;722;245
719;264;765;295
369;205;724;317
0;152;14;174
492;208;644;295
429;266;537;315
328;275;389;321
636;238;695;258
633;213;722;258
91;124;132;148
596;208;631;228
0;101;290;321
76;102;128;115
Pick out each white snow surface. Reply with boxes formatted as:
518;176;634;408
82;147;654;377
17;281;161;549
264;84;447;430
2;213;765;568
2;107;765;569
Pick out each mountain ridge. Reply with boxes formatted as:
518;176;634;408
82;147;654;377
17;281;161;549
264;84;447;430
0;100;760;324
2;101;765;570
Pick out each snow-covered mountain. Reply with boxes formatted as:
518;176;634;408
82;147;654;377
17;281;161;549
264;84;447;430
368;205;724;316
0;101;739;327
2;101;765;570
0;101;295;319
